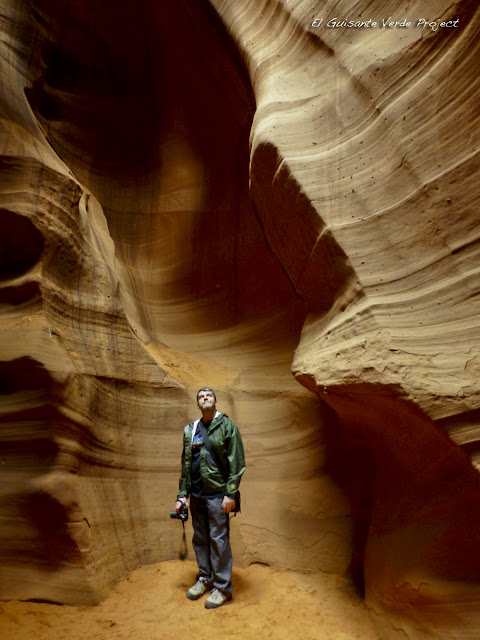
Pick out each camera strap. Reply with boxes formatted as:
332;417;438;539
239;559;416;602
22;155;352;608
196;420;227;481
196;420;241;515
180;520;187;561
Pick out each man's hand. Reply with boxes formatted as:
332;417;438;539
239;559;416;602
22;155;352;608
222;496;236;513
176;497;188;513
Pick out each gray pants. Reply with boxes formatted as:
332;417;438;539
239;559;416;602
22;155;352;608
190;495;232;596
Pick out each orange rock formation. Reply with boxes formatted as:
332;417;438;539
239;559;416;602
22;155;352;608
1;1;479;638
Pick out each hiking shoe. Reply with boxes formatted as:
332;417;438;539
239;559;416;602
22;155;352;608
204;588;232;609
186;577;210;600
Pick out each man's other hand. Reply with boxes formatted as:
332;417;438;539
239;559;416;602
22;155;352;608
176;497;188;512
222;496;236;513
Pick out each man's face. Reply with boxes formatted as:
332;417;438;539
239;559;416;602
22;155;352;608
197;390;216;411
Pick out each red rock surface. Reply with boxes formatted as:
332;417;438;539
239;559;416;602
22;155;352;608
1;1;479;638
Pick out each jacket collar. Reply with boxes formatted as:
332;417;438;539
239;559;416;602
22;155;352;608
192;411;221;440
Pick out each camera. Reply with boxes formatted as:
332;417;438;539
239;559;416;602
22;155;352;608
170;503;188;522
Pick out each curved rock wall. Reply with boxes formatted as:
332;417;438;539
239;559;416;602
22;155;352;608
1;0;480;637
213;0;480;636
0;0;349;607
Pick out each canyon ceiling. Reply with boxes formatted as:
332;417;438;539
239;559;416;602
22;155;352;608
1;1;479;638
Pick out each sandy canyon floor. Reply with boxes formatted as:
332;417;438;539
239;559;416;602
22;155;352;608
0;560;379;640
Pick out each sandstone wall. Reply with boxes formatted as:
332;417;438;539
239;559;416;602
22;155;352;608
1;1;480;638
0;0;349;606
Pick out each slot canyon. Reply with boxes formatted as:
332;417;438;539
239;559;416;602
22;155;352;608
1;1;479;638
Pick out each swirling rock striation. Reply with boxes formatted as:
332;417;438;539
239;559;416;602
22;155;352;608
1;0;480;638
1;0;346;607
211;0;480;637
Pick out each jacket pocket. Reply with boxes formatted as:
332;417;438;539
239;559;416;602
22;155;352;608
202;449;225;492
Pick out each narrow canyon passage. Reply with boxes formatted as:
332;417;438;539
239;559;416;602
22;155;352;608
1;0;350;607
1;2;480;639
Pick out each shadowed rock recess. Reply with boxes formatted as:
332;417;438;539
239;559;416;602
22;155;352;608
1;0;479;637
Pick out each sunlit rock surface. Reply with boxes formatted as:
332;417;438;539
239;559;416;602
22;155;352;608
1;0;480;637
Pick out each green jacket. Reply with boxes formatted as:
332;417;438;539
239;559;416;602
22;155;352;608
177;412;245;499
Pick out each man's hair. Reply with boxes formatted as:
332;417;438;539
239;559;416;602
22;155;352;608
196;387;216;401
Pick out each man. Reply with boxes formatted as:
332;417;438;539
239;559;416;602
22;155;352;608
175;388;245;609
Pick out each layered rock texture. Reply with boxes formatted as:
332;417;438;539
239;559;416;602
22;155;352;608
1;0;479;638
